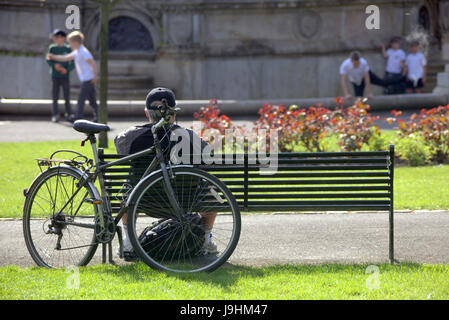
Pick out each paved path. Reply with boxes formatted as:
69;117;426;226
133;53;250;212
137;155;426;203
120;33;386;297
0;110;412;143
1;211;448;268
0;117;256;143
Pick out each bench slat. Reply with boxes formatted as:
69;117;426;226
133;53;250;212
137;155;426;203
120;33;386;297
104;185;391;194
241;179;390;185
103;171;390;180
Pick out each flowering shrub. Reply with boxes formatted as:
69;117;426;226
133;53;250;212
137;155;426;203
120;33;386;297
396;134;431;166
387;105;449;163
367;133;389;152
193;99;246;152
193;98;449;166
254;103;331;152
331;99;380;152
193;99;233;137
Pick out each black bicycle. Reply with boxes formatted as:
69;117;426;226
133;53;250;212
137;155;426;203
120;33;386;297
22;104;241;273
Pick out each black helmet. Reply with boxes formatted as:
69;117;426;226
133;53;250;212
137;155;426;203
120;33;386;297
145;87;178;111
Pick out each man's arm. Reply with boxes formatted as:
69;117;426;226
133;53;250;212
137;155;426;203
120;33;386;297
86;58;98;84
47;53;74;62
66;48;75;73
422;66;427;84
46;46;56;67
400;60;406;73
340;74;351;99
364;71;373;98
381;44;388;58
402;65;408;77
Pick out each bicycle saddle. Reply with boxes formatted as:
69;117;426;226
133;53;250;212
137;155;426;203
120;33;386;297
73;120;110;134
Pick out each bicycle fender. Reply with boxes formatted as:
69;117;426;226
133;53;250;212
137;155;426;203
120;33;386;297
26;165;101;202
125;164;195;208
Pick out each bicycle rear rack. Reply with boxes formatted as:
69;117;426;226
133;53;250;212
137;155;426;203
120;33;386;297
35;149;93;173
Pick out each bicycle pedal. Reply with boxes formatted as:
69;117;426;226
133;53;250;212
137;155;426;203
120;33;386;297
84;198;102;204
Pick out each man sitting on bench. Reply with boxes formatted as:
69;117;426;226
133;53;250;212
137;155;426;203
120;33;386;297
114;87;217;261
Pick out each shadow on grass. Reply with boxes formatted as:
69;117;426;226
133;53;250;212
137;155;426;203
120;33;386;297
91;260;425;289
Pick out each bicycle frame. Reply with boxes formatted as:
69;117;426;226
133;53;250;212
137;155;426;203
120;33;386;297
54;117;183;233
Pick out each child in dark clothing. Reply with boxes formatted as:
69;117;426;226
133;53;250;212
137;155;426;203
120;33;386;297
46;29;74;122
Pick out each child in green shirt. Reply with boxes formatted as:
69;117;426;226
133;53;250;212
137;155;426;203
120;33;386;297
46;29;75;122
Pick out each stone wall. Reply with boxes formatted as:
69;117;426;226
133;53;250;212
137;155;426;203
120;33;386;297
0;0;445;100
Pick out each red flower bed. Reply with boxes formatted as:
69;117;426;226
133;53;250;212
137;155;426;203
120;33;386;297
332;98;380;152
254;103;331;152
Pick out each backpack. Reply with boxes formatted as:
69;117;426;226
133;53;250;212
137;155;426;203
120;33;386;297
137;213;206;261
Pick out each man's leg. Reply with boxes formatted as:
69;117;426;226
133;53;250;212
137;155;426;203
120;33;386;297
384;72;399;94
415;78;424;94
200;212;218;254
51;78;60;121
200;212;217;233
121;212;132;251
86;81;98;122
61;77;72;118
405;79;415;94
76;82;88;120
369;70;387;87
370;70;402;88
352;81;365;97
389;73;404;93
120;212;140;261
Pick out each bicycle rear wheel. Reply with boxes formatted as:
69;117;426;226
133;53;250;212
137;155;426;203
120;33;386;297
23;166;99;268
127;167;241;273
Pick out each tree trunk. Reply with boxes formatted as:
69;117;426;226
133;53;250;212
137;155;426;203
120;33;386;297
98;2;109;148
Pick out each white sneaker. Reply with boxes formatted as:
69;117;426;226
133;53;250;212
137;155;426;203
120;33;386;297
202;237;218;255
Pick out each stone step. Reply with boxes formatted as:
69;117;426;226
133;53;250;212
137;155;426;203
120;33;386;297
436;72;449;88
107;59;156;76
72;76;153;90
70;87;149;100
424;42;445;94
110;75;153;89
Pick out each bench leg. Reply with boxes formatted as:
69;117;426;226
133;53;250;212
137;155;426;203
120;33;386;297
101;242;116;265
108;241;115;265
102;243;106;264
389;207;396;264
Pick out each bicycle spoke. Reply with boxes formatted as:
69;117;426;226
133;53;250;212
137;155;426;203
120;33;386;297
24;168;98;268
129;168;240;273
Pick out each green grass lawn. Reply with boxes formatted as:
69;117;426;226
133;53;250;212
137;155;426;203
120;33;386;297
0;139;448;218
1;263;448;299
1;139;447;301
0;140;116;218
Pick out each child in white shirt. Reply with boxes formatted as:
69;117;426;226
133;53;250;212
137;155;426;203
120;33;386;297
405;41;427;94
381;37;406;94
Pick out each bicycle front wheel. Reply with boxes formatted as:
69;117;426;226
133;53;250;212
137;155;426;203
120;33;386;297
23;166;99;268
127;167;241;273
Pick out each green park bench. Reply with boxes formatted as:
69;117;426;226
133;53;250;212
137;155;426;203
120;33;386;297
98;145;395;263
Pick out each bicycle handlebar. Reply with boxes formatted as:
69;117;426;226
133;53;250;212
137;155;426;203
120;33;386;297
151;98;177;137
151;117;167;136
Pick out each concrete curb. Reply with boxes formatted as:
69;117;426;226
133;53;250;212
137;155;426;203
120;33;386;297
2;210;447;221
1;94;449;117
